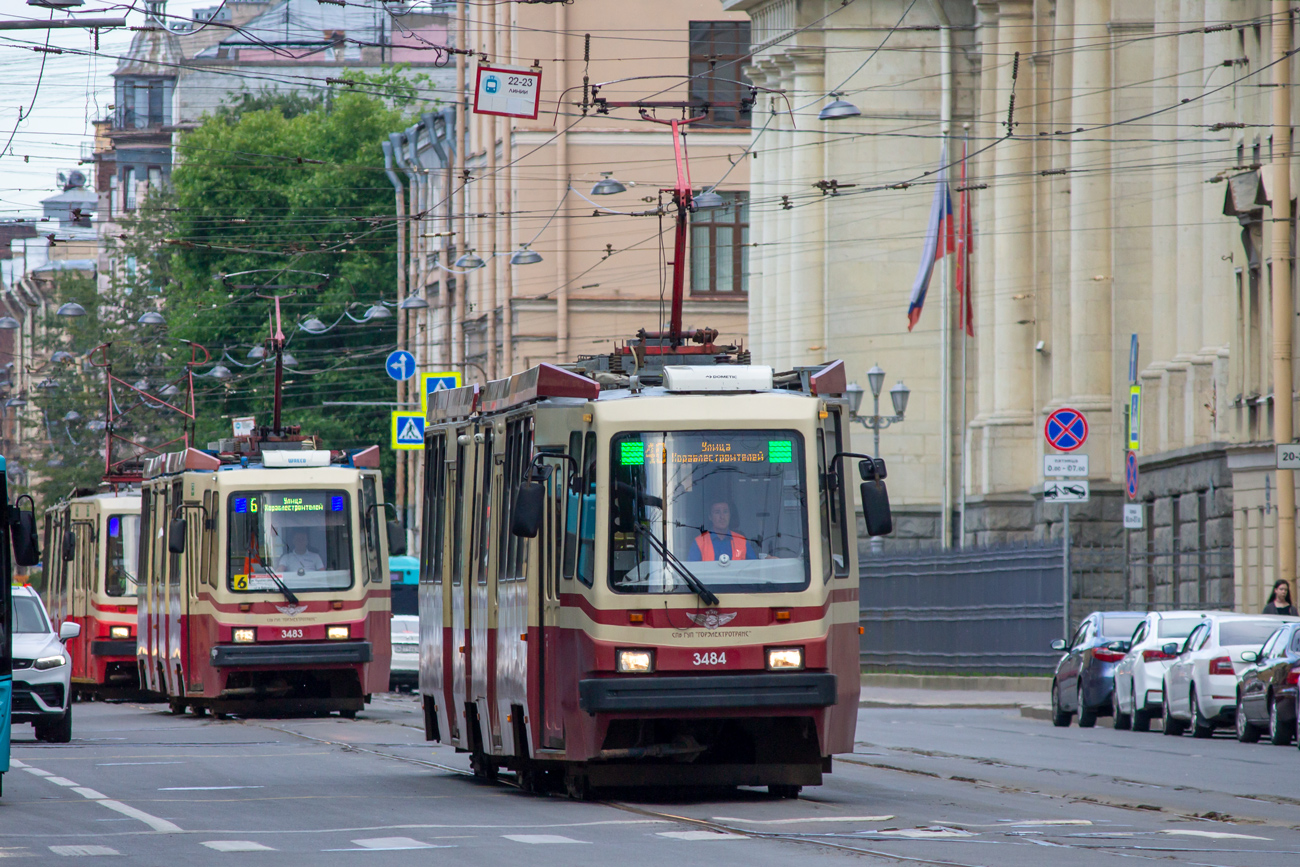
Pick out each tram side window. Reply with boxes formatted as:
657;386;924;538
452;438;465;587
822;413;850;579
499;418;534;583
167;483;183;588
139;489;153;590
422;433;446;585
476;429;493;585
360;475;382;585
562;431;597;586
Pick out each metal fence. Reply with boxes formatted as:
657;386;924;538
859;545;1065;675
860;537;1236;675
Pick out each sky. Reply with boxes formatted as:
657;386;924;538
0;1;212;220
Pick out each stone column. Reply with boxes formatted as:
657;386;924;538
1069;0;1113;478
746;61;773;362
1048;0;1074;410
986;0;1037;492
970;0;1000;497
1146;0;1180;452
1172;0;1206;444
772;55;796;370
792;55;826;366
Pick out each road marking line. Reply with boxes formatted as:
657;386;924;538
503;835;590;845
352;838;437;850
97;800;182;833
656;831;745;841
20;768;51;777
8;760;25;768
45;778;79;787
160;786;263;791
876;828;975;839
713;815;894;824
72;788;107;800
49;846;121;857
201;842;276;852
1161;830;1271;841
97;762;186;767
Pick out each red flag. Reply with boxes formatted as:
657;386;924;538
953;142;974;337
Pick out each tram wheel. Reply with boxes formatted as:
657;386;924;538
191;705;207;718
768;784;801;799
339;709;357;720
564;772;591;801
168;699;186;715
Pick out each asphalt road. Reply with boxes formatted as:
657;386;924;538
3;695;1299;865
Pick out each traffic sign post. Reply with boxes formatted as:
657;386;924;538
420;371;463;413
1123;503;1144;529
1128;385;1141;451
473;65;542;119
1044;455;1088;477
1278;443;1300;469
1043;480;1090;503
1044;407;1089;452
1125;451;1139;500
1043;406;1089;639
386;350;416;382
391;411;425;450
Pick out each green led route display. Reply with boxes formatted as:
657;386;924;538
619;438;794;466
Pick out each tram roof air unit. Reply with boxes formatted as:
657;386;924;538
662;365;774;393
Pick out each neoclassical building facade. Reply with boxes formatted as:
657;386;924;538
725;0;1295;612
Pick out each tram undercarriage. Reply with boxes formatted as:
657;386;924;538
165;666;368;717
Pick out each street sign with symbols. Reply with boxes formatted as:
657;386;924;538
1044;455;1088;477
1043;479;1090;503
1278;443;1300;470
1123;503;1144;529
420;371;462;413
473;65;542;120
1127;384;1141;451
385;350;416;382
233;416;255;437
1125;450;1139;499
1044;407;1088;452
391;411;425;450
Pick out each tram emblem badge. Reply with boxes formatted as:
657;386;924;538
687;610;737;630
276;604;308;617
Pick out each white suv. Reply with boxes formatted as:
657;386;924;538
11;585;79;742
1112;611;1209;731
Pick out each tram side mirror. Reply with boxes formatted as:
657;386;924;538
61;528;76;562
10;501;40;567
168;518;187;554
512;482;545;538
387;520;407;557
858;458;887;481
860;480;893;537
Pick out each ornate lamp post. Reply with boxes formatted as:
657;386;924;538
846;364;910;457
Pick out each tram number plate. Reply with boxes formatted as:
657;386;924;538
279;628;305;640
692;651;727;666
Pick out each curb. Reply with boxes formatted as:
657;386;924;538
861;673;1053;693
860;699;1026;710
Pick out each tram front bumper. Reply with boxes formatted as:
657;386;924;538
91;639;136;657
578;672;838;713
210;641;373;667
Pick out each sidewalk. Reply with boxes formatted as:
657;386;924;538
858;675;1054;720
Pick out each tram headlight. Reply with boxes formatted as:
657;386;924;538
233;628;256;643
34;654;67;670
109;626;130;640
327;625;350;641
616;648;654;674
766;647;804;671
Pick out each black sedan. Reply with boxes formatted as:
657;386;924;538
1050;610;1145;727
1235;622;1300;745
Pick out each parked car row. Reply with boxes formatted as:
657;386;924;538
1050;609;1300;745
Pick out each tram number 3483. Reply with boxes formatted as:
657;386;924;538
693;651;727;666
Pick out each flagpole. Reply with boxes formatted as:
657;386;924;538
939;130;951;550
958;123;970;548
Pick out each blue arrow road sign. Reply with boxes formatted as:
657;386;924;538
386;350;416;381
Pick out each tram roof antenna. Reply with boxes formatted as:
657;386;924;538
255;291;297;437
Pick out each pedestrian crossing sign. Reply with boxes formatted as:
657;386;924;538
420;371;463;413
391;411;426;450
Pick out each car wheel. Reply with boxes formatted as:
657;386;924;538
1162;688;1186;736
1132;680;1153;732
1112;688;1131;730
1077;684;1097;728
1269;697;1294;746
1236;699;1262;743
35;706;72;744
1051;682;1073;727
1190;688;1215;739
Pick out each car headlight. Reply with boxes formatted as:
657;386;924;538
616;648;654;673
110;626;130;640
327;625;350;641
233;628;255;643
766;647;804;670
34;654;67;670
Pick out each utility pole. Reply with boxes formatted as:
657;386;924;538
1272;1;1295;598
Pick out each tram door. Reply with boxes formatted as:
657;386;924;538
449;428;470;749
538;456;565;749
69;516;95;679
473;428;498;748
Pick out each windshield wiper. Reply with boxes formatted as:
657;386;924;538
629;521;718;607
263;568;300;605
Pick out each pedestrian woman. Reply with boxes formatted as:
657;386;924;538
1264;580;1298;616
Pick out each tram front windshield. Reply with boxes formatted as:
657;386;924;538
609;430;810;594
104;514;140;598
227;491;353;592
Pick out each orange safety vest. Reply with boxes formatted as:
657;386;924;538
695;531;748;561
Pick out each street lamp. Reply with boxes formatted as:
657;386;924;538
819;92;862;121
591;172;626;196
692;189;726;210
137;311;166;326
454;250;486;270
846;363;909;459
0;316;19;330
363;304;392;321
206;364;232;381
399;293;430;310
510;244;542;265
56;302;86;318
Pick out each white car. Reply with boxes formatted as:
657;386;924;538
1112;611;1209;731
11;585;79;742
1161;614;1298;737
389;615;418;692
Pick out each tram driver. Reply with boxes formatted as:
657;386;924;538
278;528;325;574
688;500;761;562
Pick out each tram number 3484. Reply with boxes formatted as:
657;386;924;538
693;652;727;666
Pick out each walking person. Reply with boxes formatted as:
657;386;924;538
1264;579;1298;616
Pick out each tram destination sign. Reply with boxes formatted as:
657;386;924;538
620;439;794;466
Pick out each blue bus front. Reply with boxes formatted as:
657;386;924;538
1;455;12;793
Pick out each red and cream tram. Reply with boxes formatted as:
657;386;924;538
417;359;891;797
41;491;143;696
136;437;396;716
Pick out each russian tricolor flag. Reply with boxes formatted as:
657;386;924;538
906;146;955;332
